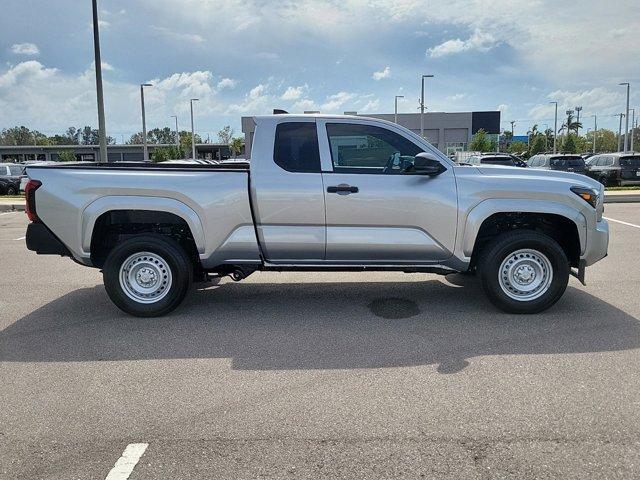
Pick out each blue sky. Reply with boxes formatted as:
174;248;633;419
1;0;639;142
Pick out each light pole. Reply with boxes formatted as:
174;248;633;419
591;115;597;152
550;101;558;154
575;106;582;137
140;83;152;162
543;124;549;150
420;74;434;137
170;115;179;147
91;0;108;162
630;108;635;152
510;120;515;138
394;95;404;124
618;113;625;152
190;98;199;159
620;83;630;152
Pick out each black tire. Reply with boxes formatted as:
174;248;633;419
6;185;17;195
103;234;192;317
479;230;569;314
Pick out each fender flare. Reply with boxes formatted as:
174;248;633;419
460;199;587;259
81;196;206;255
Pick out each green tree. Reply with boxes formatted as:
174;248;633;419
1;126;48;146
229;137;245;158
469;129;495;152
530;134;546;155
562;134;577;153
151;145;185;163
57;150;77;162
178;131;203;157
508;141;528;154
585;129;617;153
217;125;234;144
560;113;582;135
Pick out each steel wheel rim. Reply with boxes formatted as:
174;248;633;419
119;251;172;304
498;248;553;301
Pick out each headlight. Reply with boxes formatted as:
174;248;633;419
570;186;598;208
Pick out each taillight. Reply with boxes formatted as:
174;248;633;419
25;179;42;222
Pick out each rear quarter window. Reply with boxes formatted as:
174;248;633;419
273;122;321;173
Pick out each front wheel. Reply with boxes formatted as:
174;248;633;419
6;185;17;195
103;235;192;317
479;230;569;314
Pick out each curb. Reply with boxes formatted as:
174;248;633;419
0;203;25;212
604;195;640;203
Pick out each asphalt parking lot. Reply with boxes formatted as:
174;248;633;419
1;206;640;479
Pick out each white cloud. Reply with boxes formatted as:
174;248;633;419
151;25;204;44
0;61;57;88
98;19;111;29
10;43;40;56
372;66;390;80
217;77;237;90
281;85;307;101
427;30;497;58
321;91;355;112
362;98;380;112
447;93;467;101
293;99;318;112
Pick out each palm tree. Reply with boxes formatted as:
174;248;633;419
560;113;582;135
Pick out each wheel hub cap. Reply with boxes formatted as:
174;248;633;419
498;249;553;301
119;252;172;304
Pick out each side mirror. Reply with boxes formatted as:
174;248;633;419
405;153;446;176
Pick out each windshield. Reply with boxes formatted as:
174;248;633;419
550;157;585;168
8;165;25;175
620;156;640;167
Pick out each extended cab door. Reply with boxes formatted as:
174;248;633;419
250;118;326;262
317;119;458;264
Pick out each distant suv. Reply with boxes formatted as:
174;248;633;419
0;163;25;195
466;154;518;167
527;154;587;174
585;153;640;186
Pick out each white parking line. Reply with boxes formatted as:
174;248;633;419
105;443;148;480
14;236;25;241
604;217;640;229
0;211;17;216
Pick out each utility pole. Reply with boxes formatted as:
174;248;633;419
91;0;108;162
190;98;199;159
510;120;515;138
575;106;582;137
618;113;625;152
394;95;404;124
549;101;558;154
140;83;152;162
171;115;179;147
420;74;434;137
591;115;597;153
620;83;630;152
630;108;635;152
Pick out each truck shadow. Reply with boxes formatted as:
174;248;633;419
1;276;639;373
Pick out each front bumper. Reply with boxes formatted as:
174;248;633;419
582;218;609;267
26;222;71;256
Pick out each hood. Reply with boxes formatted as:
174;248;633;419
466;164;601;190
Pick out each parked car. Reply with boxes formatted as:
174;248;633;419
0;163;25;195
466;154;518;167
527;154;587;174
25;114;608;317
585;153;640;187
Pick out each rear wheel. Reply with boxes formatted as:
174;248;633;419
479;230;569;314
103;235;192;317
6;185;17;195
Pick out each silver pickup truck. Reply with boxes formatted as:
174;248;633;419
25;114;609;317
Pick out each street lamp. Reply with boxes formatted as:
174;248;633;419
140;83;152;162
591;115;597;153
420;74;434;137
629;108;636;152
510;120;515;137
617;113;625;152
190;98;199;160
549;101;558;153
170;115;179;147
91;0;108;162
620;83;630;152
394;95;404;124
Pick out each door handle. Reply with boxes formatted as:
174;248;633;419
327;184;359;195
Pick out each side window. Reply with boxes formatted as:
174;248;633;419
606;156;615;167
273;122;321;173
326;123;423;174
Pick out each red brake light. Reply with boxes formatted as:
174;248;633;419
25;179;42;222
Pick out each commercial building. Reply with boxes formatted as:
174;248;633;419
241;111;500;157
0;143;235;163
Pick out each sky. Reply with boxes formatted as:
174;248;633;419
0;0;639;142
